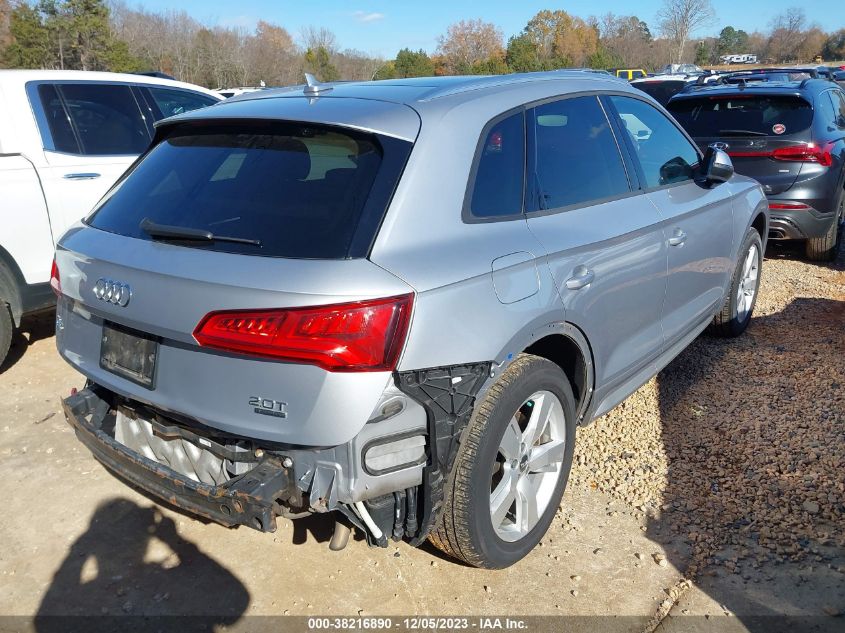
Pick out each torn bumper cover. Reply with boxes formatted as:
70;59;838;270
62;387;291;533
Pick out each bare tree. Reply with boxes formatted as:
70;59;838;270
767;8;806;62
657;0;715;64
300;25;337;54
436;18;503;73
600;13;654;68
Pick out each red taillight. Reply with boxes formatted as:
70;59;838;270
728;142;835;166
772;142;834;167
50;258;61;296
193;294;414;372
768;201;810;210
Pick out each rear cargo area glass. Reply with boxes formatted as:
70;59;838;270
88;123;399;259
668;95;813;137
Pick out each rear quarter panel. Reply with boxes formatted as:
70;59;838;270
729;175;769;258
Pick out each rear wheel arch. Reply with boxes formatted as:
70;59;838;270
0;245;24;326
751;210;767;246
521;326;594;423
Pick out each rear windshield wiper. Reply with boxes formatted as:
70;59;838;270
140;218;261;247
718;129;768;137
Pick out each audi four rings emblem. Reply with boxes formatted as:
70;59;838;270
93;278;131;307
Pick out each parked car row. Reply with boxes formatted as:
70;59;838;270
664;74;845;260
0;70;222;365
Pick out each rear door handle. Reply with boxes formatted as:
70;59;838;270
565;266;595;290
63;172;101;180
668;229;687;247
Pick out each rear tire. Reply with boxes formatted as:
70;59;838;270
711;228;763;338
429;354;576;569
0;302;12;369
805;192;843;262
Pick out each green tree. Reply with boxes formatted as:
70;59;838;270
39;0;114;70
717;25;749;55
588;46;621;70
695;40;709;65
2;3;50;68
304;45;339;81
506;34;541;72
104;37;143;72
372;60;395;80
468;54;508;75
393;48;434;77
519;10;599;69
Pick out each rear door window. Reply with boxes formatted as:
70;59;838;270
527;95;630;211
468;111;525;219
87;122;409;259
39;83;150;155
828;90;845;125
37;84;79;153
667;95;814;138
816;92;837;128
609;95;700;188
143;87;219;119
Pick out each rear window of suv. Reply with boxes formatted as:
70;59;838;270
87;122;410;259
667;95;813;137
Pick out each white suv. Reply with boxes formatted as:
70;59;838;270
0;70;221;364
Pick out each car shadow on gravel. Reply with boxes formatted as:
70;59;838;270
34;497;249;631
651;297;844;630
0;311;56;375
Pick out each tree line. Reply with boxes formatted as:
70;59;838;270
1;0;843;88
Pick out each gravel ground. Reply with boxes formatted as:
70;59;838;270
570;239;845;587
0;237;842;628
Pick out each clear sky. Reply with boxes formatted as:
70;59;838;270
128;1;843;58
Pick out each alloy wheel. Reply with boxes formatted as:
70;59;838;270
489;390;566;542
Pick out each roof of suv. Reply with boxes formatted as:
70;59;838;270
224;71;630;106
158;71;640;141
669;78;834;102
0;69;221;99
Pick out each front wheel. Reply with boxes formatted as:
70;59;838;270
429;354;576;568
711;228;763;338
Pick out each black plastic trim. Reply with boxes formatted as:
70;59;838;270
394;362;491;545
20;281;55;316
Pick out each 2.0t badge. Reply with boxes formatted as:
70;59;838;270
249;396;288;418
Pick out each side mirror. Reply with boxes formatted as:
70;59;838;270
697;146;734;186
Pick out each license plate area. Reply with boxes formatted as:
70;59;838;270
100;322;158;389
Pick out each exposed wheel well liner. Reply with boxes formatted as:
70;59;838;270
751;211;767;246
524;333;590;419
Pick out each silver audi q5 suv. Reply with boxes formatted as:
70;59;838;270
54;72;768;568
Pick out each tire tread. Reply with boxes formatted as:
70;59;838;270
429;354;557;568
0;303;12;369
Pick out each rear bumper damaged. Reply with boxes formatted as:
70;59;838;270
62;387;292;533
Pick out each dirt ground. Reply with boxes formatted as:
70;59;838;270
0;239;842;633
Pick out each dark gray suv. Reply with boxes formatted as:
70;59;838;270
668;78;845;260
54;72;768;568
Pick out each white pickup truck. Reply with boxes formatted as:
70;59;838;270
0;70;221;365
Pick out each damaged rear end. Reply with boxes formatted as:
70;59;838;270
54;96;465;544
